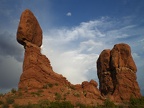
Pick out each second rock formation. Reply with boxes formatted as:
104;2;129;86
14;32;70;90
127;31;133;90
97;43;141;102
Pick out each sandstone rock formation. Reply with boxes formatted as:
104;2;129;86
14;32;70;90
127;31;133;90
81;80;102;99
16;9;141;105
97;43;141;102
17;9;42;47
16;9;102;105
17;9;70;90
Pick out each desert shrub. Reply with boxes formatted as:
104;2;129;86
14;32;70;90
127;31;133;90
70;86;75;90
76;102;87;108
129;96;144;108
18;91;23;97
31;92;40;96
48;83;53;88
0;93;4;97
0;100;4;105
31;90;43;97
13;102;40;108
43;84;48;89
11;88;17;94
38;100;50;108
2;103;9;108
6;97;15;104
83;91;87;97
55;92;61;100
55;83;59;86
50;101;74;108
73;92;80;97
37;89;44;94
63;93;67;101
13;101;74;108
43;83;53;89
103;99;116;108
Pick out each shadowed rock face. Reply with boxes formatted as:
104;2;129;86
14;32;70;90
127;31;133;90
17;9;42;47
97;43;141;102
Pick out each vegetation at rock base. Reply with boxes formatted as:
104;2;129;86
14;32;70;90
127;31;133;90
55;92;62;100
129;96;144;108
6;97;15;104
0;96;143;108
11;88;17;94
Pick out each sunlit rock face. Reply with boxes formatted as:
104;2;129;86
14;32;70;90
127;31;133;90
17;9;70;90
17;9;42;47
97;43;141;102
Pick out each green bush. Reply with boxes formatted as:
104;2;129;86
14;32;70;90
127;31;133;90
55;83;59;86
0;93;4;97
73;92;80;97
76;102;87;108
13;101;74;108
2;103;9;108
70;86;75;90
18;91;23;97
38;100;50;108
103;99;116;108
13;103;39;108
6;97;15;104
129;96;144;108
50;101;74;108
55;92;61;100
31;90;43;97
0;100;4;105
11;88;17;94
43;83;53;89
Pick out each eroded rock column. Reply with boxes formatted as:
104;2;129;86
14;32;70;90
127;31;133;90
97;43;141;102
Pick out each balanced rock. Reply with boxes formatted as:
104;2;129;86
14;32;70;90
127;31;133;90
17;10;70;90
17;9;42;47
97;43;141;102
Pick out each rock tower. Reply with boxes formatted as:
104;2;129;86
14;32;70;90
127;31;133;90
17;9;70;90
97;43;141;102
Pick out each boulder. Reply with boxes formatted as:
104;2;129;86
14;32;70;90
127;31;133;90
17;9;42;47
82;80;101;98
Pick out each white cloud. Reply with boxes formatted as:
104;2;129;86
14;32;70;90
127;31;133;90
66;12;72;16
42;17;144;86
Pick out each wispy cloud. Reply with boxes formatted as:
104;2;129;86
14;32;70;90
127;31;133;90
42;17;144;86
0;16;143;93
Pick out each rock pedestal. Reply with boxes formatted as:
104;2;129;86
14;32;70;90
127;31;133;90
17;9;70;90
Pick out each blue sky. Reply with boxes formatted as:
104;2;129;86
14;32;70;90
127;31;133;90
0;0;144;95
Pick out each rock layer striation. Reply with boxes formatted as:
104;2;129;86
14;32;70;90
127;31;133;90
97;43;141;102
